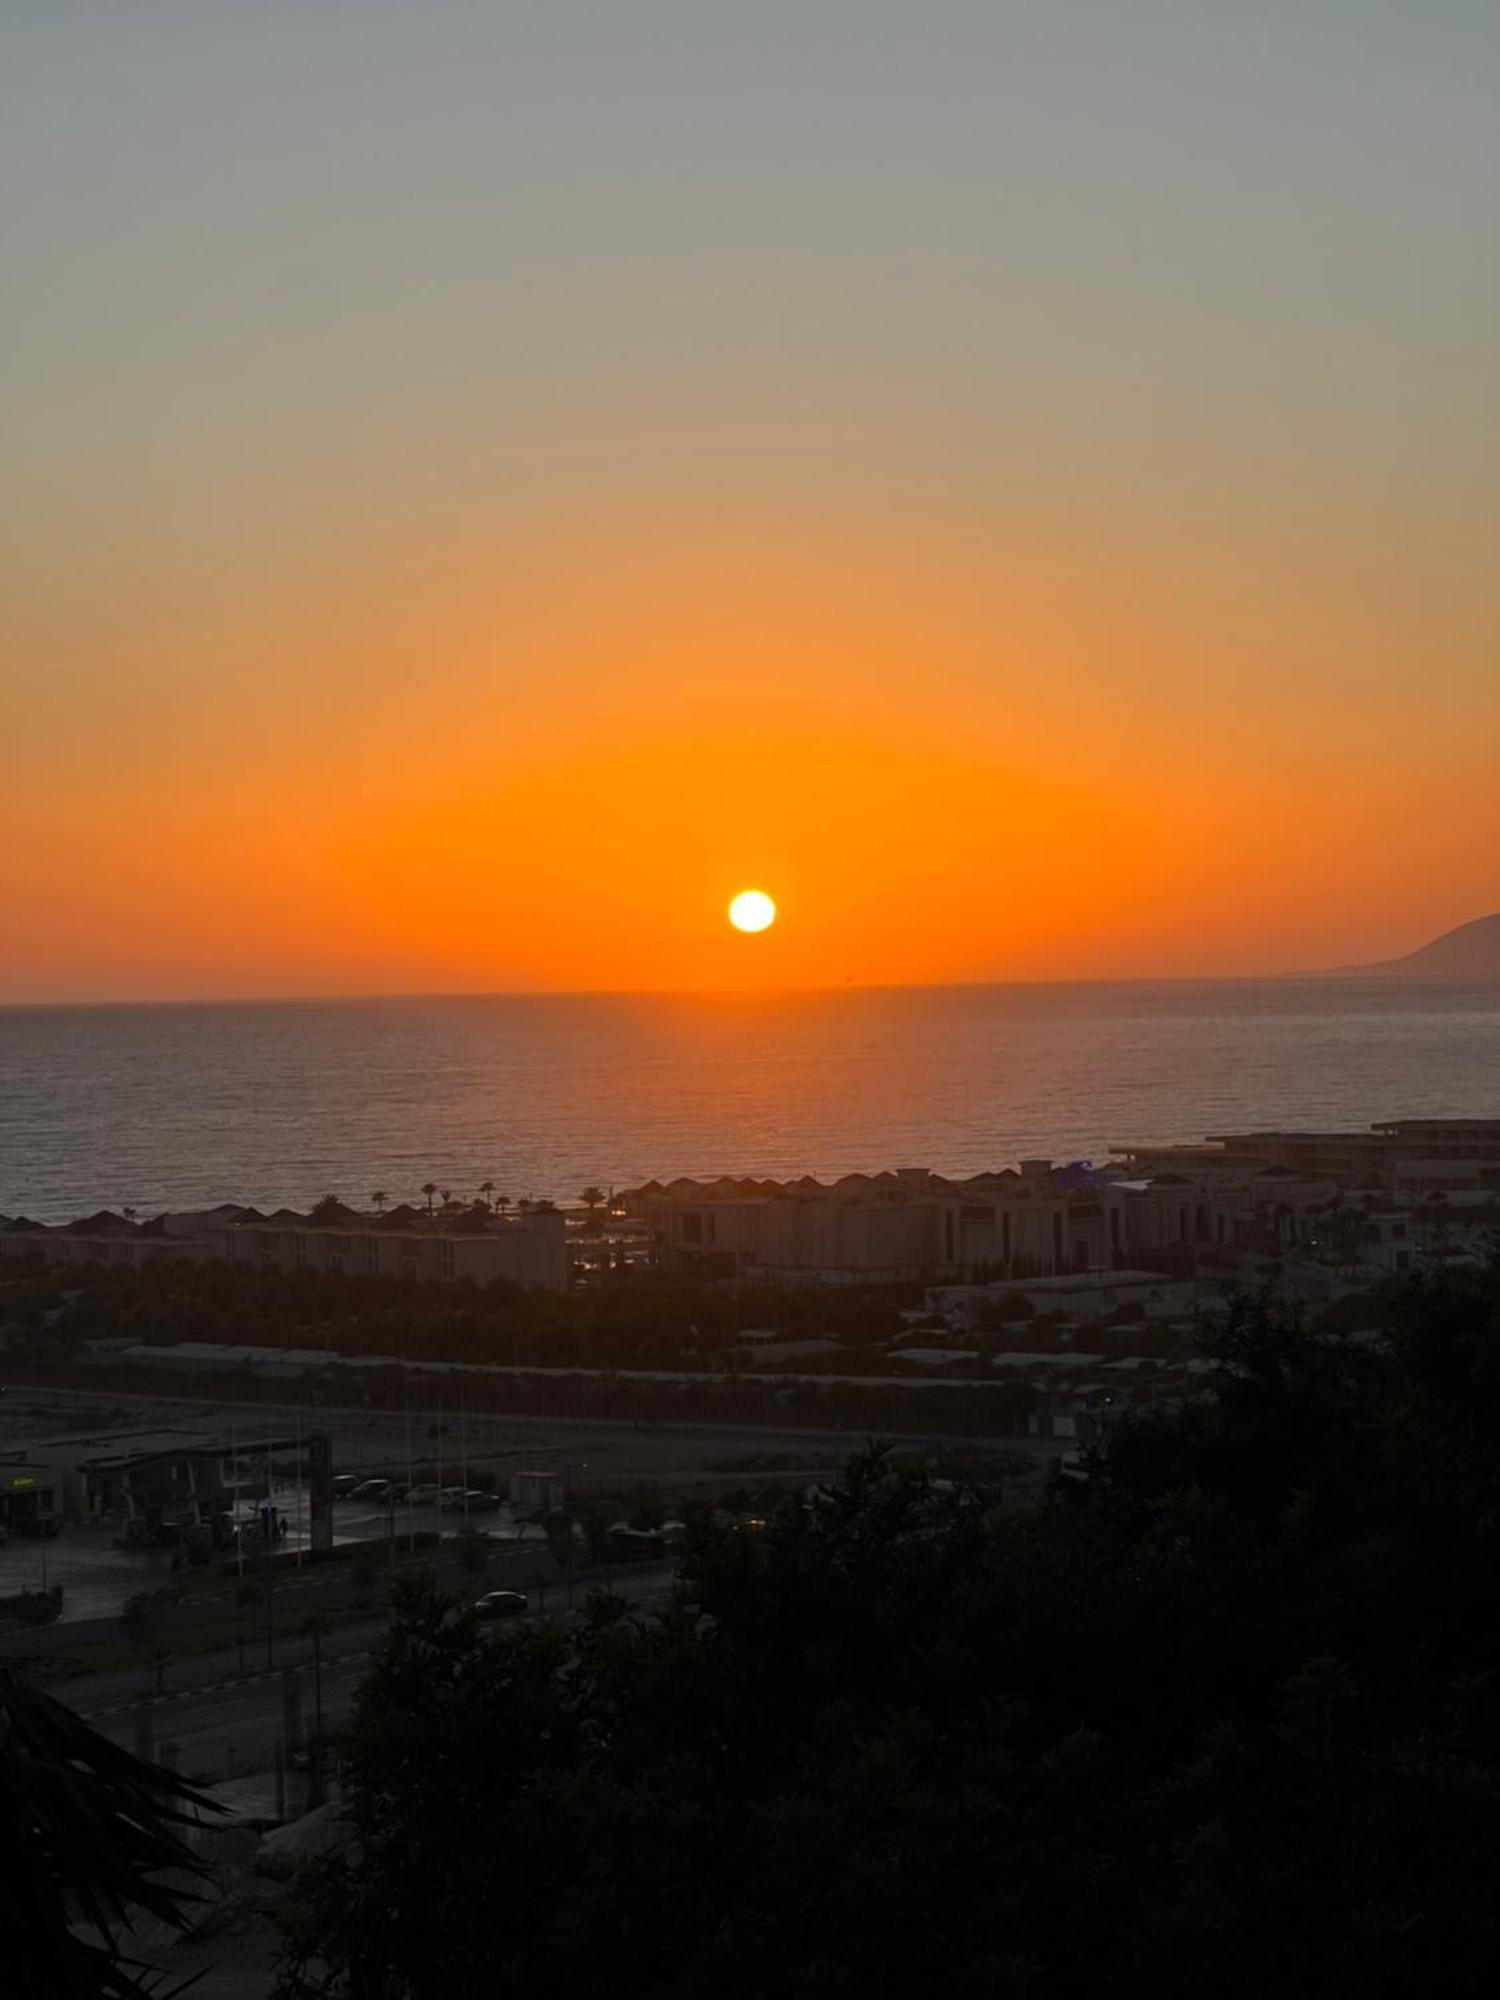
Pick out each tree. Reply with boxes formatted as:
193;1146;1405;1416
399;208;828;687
350;1555;385;1611
542;1511;576;1575
1422;1192;1455;1261
119;1588;176;1697
571;1498;612;1565
279;1274;1500;2000
371;1191;387;1215
0;1665;219;1999
494;1193;512;1219
455;1530;490;1580
626;1484;663;1531
479;1180;495;1211
421;1183;438;1215
579;1186;606;1236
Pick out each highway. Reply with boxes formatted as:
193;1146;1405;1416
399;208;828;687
67;1561;680;1786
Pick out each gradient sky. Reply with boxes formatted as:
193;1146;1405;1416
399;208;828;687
3;1;1496;1000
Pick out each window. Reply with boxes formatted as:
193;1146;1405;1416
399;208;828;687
681;1212;703;1244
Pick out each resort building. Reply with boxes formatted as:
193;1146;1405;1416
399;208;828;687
637;1118;1500;1284
0;1198;569;1290
1111;1118;1500;1193
3;1120;1491;1294
640;1161;1256;1283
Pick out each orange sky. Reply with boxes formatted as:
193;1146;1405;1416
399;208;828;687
3;6;1497;1001
6;505;1496;999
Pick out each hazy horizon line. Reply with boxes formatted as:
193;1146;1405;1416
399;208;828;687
0;965;1457;1012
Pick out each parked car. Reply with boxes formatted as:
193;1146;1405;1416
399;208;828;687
331;1475;363;1499
474;1590;528;1620
348;1478;392;1503
441;1488;497;1513
463;1491;502;1514
402;1484;440;1507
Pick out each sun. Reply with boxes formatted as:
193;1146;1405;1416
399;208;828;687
728;889;777;934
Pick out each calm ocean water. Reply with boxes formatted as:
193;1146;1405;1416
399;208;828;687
0;981;1495;1223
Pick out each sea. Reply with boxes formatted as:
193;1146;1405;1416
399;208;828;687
0;980;1495;1224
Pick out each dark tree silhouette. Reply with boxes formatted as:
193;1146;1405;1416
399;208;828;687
0;1666;219;1998
277;1271;1500;1999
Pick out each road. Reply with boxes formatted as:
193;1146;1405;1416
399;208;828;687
0;1487;547;1633
66;1561;680;1784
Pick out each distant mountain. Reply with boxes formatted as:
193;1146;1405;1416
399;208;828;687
1339;913;1500;976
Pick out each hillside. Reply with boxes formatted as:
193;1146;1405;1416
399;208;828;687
1345;912;1500;976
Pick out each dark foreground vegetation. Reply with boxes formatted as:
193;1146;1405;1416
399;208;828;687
0;1253;1176;1378
1;1663;216;2000
0;1257;1047;1435
273;1266;1500;1998
0;1258;920;1370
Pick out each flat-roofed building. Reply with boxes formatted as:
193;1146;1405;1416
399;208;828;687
1112;1119;1500;1194
0;1457;61;1532
642;1161;1252;1283
7;1425;289;1526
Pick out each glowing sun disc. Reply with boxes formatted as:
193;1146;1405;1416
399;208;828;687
728;889;777;934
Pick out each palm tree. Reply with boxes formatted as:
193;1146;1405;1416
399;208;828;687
479;1179;495;1211
0;1663;218;1997
495;1194;512;1219
371;1191;387;1215
579;1186;606;1236
421;1182;438;1215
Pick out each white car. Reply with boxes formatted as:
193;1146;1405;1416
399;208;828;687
474;1589;528;1621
